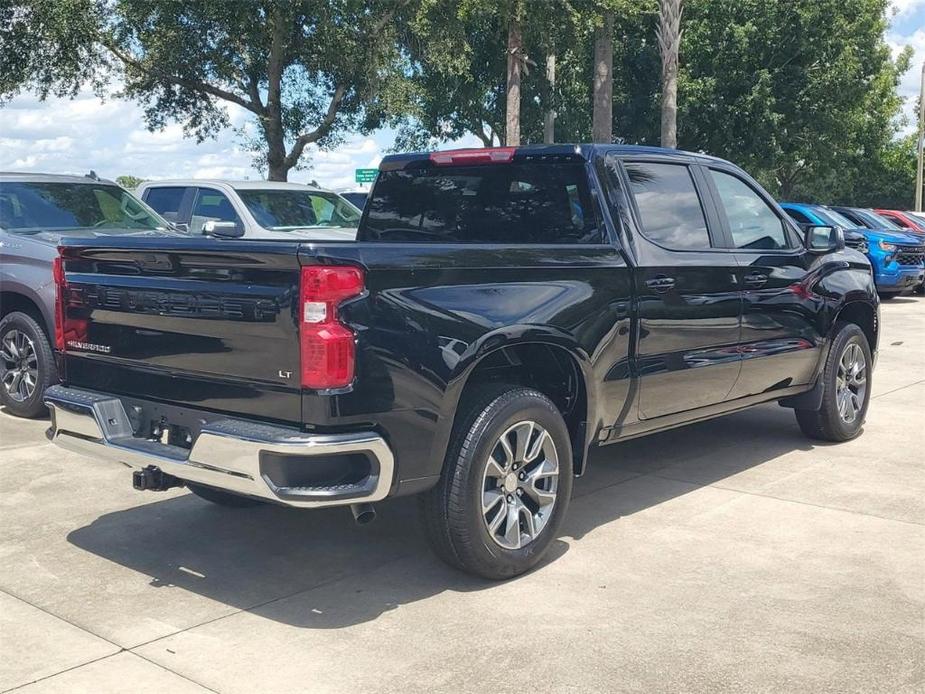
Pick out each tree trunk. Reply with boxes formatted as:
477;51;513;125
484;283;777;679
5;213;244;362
265;121;289;181
591;12;614;144
505;13;523;146
657;0;682;149
544;52;556;144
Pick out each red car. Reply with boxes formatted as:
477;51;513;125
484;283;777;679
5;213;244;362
875;209;925;235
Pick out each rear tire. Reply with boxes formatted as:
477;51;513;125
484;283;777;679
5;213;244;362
0;312;57;419
419;384;573;580
795;322;871;442
187;483;264;507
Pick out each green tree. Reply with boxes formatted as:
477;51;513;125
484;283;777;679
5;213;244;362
678;0;911;200
115;174;144;189
1;0;413;181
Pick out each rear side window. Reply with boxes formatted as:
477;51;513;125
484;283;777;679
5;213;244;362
709;170;791;250
144;186;186;218
362;162;602;244
784;209;811;224
624;162;711;250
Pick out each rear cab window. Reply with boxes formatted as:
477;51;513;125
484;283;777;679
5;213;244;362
361;161;603;244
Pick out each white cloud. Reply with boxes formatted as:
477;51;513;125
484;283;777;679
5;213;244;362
890;0;925;16
886;24;924;134
0;87;391;190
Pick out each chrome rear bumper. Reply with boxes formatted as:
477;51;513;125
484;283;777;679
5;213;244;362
44;385;394;508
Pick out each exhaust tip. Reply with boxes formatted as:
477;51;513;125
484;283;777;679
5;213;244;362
350;503;376;525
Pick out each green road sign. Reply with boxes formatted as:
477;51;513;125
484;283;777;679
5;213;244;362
355;168;378;184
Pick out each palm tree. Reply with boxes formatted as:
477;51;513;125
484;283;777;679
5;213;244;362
591;11;614;143
657;0;683;148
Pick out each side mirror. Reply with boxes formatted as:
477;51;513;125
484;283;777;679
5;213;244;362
204;220;244;238
804;225;844;253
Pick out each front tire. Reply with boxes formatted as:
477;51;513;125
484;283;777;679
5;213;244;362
187;483;264;507
0;312;57;418
795;322;871;442
420;384;573;580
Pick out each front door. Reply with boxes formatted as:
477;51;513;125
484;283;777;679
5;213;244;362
703;166;821;398
613;156;742;420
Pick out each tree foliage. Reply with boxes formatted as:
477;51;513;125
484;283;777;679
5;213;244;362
1;0;414;180
0;0;916;204
115;174;144;189
678;0;911;200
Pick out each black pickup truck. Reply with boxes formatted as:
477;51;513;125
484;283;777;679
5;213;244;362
45;145;878;579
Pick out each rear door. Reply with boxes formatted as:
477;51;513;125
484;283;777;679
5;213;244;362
704;166;822;397
141;186;193;228
608;154;742;420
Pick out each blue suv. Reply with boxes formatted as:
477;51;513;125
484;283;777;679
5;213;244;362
781;203;924;297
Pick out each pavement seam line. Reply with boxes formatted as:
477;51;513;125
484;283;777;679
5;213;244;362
648;472;925;527
1;651;123;694
871;379;924;400
127;550;422;653
0;587;218;694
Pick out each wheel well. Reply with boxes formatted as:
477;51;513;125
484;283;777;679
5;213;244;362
0;292;50;340
462;343;589;475
836;301;877;351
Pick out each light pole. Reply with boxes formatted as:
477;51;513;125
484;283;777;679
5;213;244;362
916;60;924;211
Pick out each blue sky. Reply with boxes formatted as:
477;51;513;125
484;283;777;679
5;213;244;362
0;1;922;190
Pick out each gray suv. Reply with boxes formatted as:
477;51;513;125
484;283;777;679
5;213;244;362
0;173;173;417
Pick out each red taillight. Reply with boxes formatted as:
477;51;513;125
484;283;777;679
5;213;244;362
299;265;364;390
53;255;66;351
429;147;516;166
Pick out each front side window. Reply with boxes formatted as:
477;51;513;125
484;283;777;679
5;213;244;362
624;161;711;250
190;189;240;234
237;190;360;231
0;182;166;233
710;170;791;250
362;162;603;244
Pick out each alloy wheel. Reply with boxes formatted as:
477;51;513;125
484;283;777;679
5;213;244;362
0;329;39;403
480;420;559;550
835;342;867;424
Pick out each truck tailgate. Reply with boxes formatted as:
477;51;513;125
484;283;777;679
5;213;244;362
58;238;303;424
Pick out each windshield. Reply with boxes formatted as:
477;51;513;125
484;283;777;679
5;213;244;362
237;189;361;230
0;182;167;233
817;208;858;230
858;209;900;229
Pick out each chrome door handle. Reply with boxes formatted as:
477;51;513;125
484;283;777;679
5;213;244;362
645;276;676;293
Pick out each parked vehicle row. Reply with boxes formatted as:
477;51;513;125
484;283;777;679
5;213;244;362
10;144;882;579
780;203;925;298
136;179;362;241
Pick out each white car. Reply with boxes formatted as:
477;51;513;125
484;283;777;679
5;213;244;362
136;179;361;241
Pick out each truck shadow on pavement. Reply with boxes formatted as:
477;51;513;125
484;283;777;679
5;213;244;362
67;403;820;629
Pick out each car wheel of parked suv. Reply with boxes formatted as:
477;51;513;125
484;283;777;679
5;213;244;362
0;312;57;419
186;482;264;507
795;322;871;442
420;384;573;580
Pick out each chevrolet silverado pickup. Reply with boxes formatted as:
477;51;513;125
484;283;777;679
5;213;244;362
45;145;879;579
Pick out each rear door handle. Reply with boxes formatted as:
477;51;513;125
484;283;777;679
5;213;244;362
743;272;768;287
645;276;676;293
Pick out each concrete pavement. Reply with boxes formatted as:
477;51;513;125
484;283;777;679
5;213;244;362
1;297;923;692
